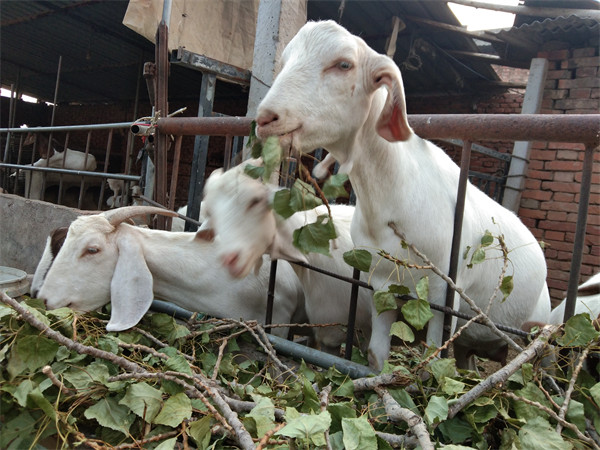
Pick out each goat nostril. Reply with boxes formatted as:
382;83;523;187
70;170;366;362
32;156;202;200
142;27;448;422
256;112;279;127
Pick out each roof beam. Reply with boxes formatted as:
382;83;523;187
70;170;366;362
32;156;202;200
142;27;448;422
447;0;600;21
446;49;531;69
403;15;506;44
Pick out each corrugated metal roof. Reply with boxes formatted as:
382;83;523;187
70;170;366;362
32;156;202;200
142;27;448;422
0;0;507;106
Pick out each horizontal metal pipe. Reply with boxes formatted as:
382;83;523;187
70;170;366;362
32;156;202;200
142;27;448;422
0;163;141;181
148;299;375;379
1;122;134;133
157;114;599;145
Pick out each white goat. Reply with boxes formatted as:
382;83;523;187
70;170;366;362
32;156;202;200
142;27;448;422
23;133;97;200
549;273;600;325
254;20;551;369
199;164;379;367
37;206;306;336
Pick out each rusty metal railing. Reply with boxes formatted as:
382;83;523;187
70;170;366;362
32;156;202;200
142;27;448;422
157;113;598;359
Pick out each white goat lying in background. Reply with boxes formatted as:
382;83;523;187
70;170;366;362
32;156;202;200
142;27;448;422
36;206;306;336
23;133;97;200
254;20;551;369
548;273;600;325
199;163;380;367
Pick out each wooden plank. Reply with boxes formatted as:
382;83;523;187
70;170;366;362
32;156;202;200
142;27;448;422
171;48;251;86
447;0;600;21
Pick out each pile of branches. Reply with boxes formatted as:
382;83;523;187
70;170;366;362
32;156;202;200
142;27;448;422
1;289;599;449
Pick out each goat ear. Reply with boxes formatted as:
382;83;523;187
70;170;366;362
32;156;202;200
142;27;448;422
195;226;215;242
370;56;413;142
106;234;154;331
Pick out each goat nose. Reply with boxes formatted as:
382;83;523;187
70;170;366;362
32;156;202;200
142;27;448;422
256;110;279;128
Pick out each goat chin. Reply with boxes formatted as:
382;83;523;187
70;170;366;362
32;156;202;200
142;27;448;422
254;20;551;370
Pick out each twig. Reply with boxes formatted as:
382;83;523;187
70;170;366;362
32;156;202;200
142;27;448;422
112;430;179;449
319;384;333;450
556;347;590;435
42;365;73;395
502;391;598;448
213;338;229;380
374;386;434;450
256;422;286;450
375;431;418;448
353;371;413;392
388;222;523;353
1;293;142;373
448;324;558;418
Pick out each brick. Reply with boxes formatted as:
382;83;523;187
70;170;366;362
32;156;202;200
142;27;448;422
548;268;571;281
558;77;600;89
528;160;544;171
544;79;558;89
525;178;542;190
544;230;565;241
592;88;600;99
541;181;582;193
546;69;573;80
561;56;600;69
569;88;592;99
547;210;568;221
553;192;575;202
572;48;597;58
530;149;557;161
543;239;575;252
547;259;573;271
520;198;540;209
539;49;570;60
520;208;547;220
521;217;537;228
539;220;577;232
528;169;553;181
576;67;598;78
545;89;568;100
555;147;584;158
552;171;574;182
554;98;600;110
522;190;553;201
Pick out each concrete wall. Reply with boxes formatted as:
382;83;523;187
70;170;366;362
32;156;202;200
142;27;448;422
0;194;87;274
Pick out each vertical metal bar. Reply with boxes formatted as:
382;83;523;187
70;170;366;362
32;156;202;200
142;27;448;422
345;268;361;360
166;135;183;230
185;73;216;232
155;20;170;229
563;143;596;322
56;134;69;205
95;129;114;210
223;135;233;171
77;131;94;209
265;260;278;334
442;140;472;357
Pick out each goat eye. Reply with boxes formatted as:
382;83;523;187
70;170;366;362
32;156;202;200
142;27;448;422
247;197;263;210
337;61;352;71
85;247;99;255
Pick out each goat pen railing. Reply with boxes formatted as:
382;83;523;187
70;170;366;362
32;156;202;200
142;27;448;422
157;113;598;360
0;123;142;210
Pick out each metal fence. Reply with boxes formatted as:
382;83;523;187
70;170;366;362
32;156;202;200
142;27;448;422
156;113;598;358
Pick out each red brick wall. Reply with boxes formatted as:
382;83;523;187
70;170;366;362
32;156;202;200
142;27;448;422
519;46;600;303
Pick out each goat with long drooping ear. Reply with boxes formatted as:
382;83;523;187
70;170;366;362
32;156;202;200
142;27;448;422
255;20;551;370
37;206;307;335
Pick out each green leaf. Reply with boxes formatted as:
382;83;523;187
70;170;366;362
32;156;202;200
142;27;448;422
558;313;600;347
119;382;163;423
373;291;397;315
277;410;332;446
343;249;372;272
0;411;37;449
438;416;473;444
341;416;378;450
247;395;276;437
513;382;552;421
327;402;357;434
442;378;466;396
63;362;110;391
187;415;212;448
388;284;411;296
154;438;177;450
7;335;59;379
293;214;336;256
12;379;35;407
28;388;56;421
290;178;322;212
149;314;190;343
480;230;494;247
401;299;434;331
84;397;135;436
470;248;486;265
500;275;514;301
154;392;192;427
272;189;295;219
415;276;429;300
425;395;448;425
261;136;282;181
519;416;571;450
322;173;349;200
389;321;415;343
430;358;457;383
590;382;600;406
244;164;264;180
